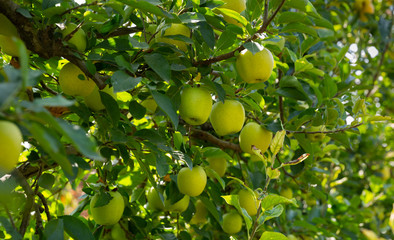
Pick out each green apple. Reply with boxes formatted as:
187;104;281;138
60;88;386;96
90;191;125;225
177;166;207;197
210;99;245;136
157;24;190;52
141;98;157;114
306;125;326;142
238;189;258;216
146;187;165;211
111;223;126;240
280;187;293;199
164;194;190;213
0;121;22;174
179;86;212;125
84;86;116;111
190;199;208;224
59;62;96;97
236;48;274;83
206;157;227;178
61;23;87;52
219;0;246;26
0;14;18;37
222;211;243;234
0;14;21;57
239;122;273;154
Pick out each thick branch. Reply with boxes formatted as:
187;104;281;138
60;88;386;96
191;129;241;152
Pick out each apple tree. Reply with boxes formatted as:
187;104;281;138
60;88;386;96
0;0;393;239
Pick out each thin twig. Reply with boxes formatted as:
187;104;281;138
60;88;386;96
37;192;51;221
287;123;363;134
1;203;16;230
60;1;99;16
40;81;58;95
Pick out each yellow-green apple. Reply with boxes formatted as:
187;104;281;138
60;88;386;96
0;14;22;57
210;99;245;136
177;166;207;197
84;86;116;111
111;223;126;240
236;48;274;83
90;191;125;225
146;187;165;211
239;122;272;154
238;189;258;216
179;86;212;125
0;121;22;173
280;187;293;199
206;157;227;178
218;0;246;26
59;62;96;97
157;24;190;52
164;194;190;213
61;23;87;52
222;211;243;234
190;199;208;224
141;98;157;114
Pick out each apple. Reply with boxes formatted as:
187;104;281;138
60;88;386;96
84;86;116;111
157;24;190;52
141;98;157;114
190;199;208;224
236;48;274;83
0;14;18;37
59;62;96;97
177;166;207;197
0;121;22;174
164;194;190;213
238;189;258;216
219;0;246;26
90;191;125;225
306;125;326;142
239;122;273;154
206;157;227;178
355;0;374;21
179;86;212;125
61;23;87;52
146;187;165;211
280;187;293;199
210;100;245;136
111;223;126;240
222;211;243;234
0;14;22;57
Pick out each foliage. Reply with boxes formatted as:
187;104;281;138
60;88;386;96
0;0;393;239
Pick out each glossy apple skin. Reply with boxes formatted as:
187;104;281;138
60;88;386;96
177;166;207;197
165;194;190;213
158;24;190;52
222;211;243;234
206;157;227;178
146;187;165;211
210;100;245;136
61;23;87;52
90;191;125;226
190;199;208;224
84;86;116;111
0;121;22;174
59;63;96;97
141;98;157;114
220;0;246;26
239;122;273;154
179;87;212;126
238;189;258;216
236;48;274;83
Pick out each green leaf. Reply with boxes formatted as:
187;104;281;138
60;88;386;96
151;90;179;129
367;116;392;122
200;196;221;225
0;216;22;240
62;216;94;240
43;219;64;240
156;153;169;177
34;95;75;107
202;147;232;160
243;42;263;55
270;130;286;156
197;22;215;49
144;53;171;81
282;23;317;37
222;195;253;229
259;205;285;224
117;0;171;18
0;82;21;111
42;0;63;10
171;151;193;169
216;30;237;51
276;88;307;101
215;8;247;26
111;70;141;93
205;167;225;190
259;231;288;240
295;58;314;73
261;194;297;211
266;167;281;179
322;77;337;99
38;173;55;190
328;132;352;150
353;98;366;115
129;100;146;120
278;12;307;24
93;191;112;208
100;91;120;126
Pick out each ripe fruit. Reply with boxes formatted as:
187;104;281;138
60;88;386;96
222;211;243;234
146;187;165;211
280;187;293;199
165;194;190;213
59;63;96;97
206;157;227;178
239;122;273;154
111;223;126;240
177;166;207;197
238;189;258;216
61;23;87;52
190;200;208;224
219;0;246;25
0;121;22;173
90;191;125;225
141;98;157;114
157;24;190;52
306;125;326;142
236;48;274;83
84;86;116;111
0;14;21;57
210;100;245;136
179;87;212;126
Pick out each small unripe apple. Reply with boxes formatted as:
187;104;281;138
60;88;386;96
141;98;157;114
111;223;126;240
280;187;293;199
222;211;243;234
239;122;272;154
90;191;125;225
206;157;227;178
0;121;22;174
146;187;165;211
0;14;18;37
84;86;116;111
210;100;245;136
177;166;207;197
190;199;208;224
157;24;190;52
61;23;87;52
236;48;274;83
238;189;258;216
179;86;212;125
219;0;246;26
59;62;96;97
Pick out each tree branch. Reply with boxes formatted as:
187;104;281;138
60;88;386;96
191;129;241;152
37;192;51;221
287;123;364;134
96;27;143;39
